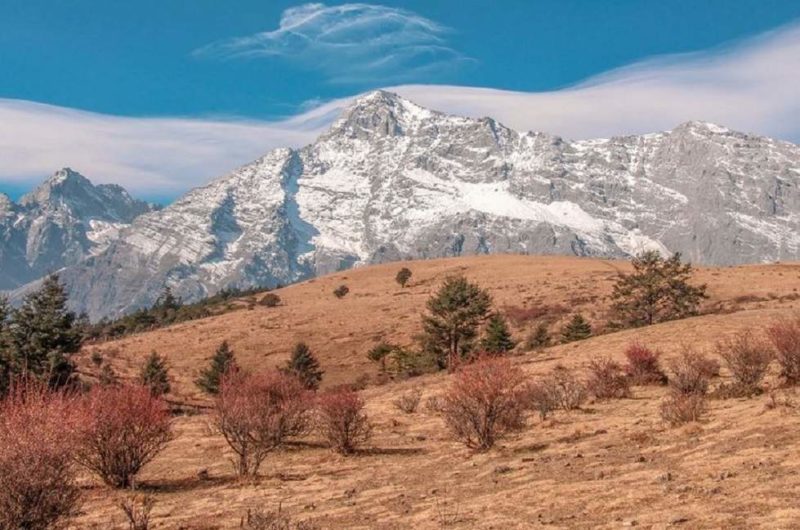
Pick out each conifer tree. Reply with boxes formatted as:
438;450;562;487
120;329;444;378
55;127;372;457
395;267;412;288
195;340;238;395
526;322;552;350
140;351;171;396
420;275;492;370
610;251;707;328
6;275;81;388
480;314;516;354
367;342;395;373
561;314;592;343
0;295;9;395
283;342;324;390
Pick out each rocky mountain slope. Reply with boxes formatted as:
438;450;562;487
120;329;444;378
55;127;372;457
0;168;154;290
13;91;800;319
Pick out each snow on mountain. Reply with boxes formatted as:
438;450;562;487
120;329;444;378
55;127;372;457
14;91;800;319
0;168;155;290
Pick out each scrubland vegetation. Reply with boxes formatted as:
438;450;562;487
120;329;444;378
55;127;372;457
2;253;800;528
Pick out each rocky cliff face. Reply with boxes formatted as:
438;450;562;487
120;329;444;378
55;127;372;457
0;168;154;290
10;92;800;319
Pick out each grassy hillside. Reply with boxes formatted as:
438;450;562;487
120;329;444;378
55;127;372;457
70;255;800;529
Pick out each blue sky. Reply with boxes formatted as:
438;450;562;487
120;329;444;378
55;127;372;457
3;0;799;118
2;1;800;200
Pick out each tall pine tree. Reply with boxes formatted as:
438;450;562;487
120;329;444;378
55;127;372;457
195;340;238;395
7;275;81;388
420;275;492;370
283;342;323;390
140;351;171;396
480;314;516;354
0;295;10;395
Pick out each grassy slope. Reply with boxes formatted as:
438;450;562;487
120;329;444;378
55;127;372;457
72;256;800;529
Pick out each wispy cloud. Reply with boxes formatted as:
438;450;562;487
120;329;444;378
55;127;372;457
388;21;800;142
193;2;473;83
0;99;327;199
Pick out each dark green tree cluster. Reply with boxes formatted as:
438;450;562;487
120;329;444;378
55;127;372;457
85;285;270;341
0;275;83;393
526;322;552;350
610;251;707;328
420;275;492;369
283;342;324;390
195;341;238;395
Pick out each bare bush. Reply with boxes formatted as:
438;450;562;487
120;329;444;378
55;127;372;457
660;393;706;426
526;366;586;419
215;370;311;477
661;348;713;426
549;366;588;410
525;379;558;420
424;395;446;415
315;388;371;455
586;358;631;400
623;342;667;385
0;380;82;530
75;384;172;488
716;330;773;396
241;505;321;530
767;317;800;385
442;357;527;450
333;285;350;299
393;387;422;414
120;494;155;530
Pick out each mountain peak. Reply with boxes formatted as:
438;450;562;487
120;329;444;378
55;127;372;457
673;121;733;135
325;90;434;139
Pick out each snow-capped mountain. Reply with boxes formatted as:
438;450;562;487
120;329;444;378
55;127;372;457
15;91;800;319
0;168;155;290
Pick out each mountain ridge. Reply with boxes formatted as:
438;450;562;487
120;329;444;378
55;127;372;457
6;91;800;319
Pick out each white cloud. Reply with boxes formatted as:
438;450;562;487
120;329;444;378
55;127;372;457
0;99;327;197
193;2;473;84
388;22;800;142
2;21;800;199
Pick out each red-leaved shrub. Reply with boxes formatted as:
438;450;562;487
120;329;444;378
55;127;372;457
75;384;172;488
661;348;714;426
0;380;82;530
215;370;311;476
315;388;371;455
767;317;800;385
442;357;527;450
586;358;631;399
623;342;667;385
716;330;773;396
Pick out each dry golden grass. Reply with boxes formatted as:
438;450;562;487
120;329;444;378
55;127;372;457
70;255;800;528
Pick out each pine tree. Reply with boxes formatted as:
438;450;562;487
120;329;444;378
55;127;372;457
140;351;171;396
195;340;238;395
610;251;707;328
395;267;412;288
7;275;82;388
526;322;552;350
0;295;10;396
561;314;592;343
420;275;492;370
480;314;516;354
367;342;396;373
283;342;324;390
